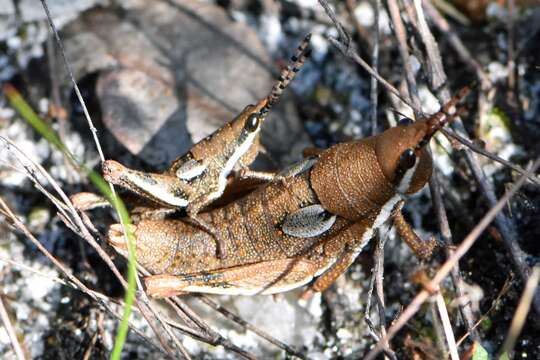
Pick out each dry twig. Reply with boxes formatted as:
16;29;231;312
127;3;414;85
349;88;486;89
499;267;540;357
435;292;459;360
0;295;26;360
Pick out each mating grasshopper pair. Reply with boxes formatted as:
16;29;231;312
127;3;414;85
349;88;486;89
76;34;472;298
106;91;472;298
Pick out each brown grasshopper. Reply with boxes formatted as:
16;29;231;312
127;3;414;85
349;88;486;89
108;85;472;298
99;34;311;258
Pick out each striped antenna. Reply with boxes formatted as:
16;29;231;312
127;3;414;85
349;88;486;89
415;84;473;151
427;85;471;131
260;33;312;115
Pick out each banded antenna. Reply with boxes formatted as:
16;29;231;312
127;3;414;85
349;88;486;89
260;33;312;116
415;84;472;151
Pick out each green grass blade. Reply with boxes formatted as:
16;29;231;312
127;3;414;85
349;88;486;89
4;83;137;359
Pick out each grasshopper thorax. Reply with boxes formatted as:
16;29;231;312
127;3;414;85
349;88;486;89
375;119;435;195
309;120;437;221
310;85;471;221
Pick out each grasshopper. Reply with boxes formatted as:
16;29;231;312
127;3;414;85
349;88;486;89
108;85;472;298
98;34;311;258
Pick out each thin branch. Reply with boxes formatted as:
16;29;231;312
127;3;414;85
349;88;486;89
363;228;397;360
387;0;422;115
0;295;26;360
435;292;459;360
317;0;349;45
507;0;516;90
499;266;540;357
429;169;479;341
411;0;445;89
39;0;106;164
429;298;449;357
344;0;379;134
456;276;513;347
441;129;540;187
371;0;381;134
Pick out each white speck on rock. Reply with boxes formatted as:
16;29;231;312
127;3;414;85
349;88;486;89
486;3;508;21
221;292;320;356
419;86;440;115
310;30;329;62
0;327;10;345
14;302;31;321
259;15;282;53
296;0;319;8
354;2;374;27
306;291;323;318
25;272;57;300
488;62;509;83
337;328;353;341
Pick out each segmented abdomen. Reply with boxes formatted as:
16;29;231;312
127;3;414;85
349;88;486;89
132;172;352;275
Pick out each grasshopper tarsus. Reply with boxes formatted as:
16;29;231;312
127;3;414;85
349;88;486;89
236;168;276;182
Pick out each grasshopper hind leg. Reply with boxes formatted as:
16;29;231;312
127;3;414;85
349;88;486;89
144;258;321;297
185;213;228;259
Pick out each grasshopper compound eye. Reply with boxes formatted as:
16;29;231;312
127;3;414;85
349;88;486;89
245;113;261;132
399;149;416;169
395;148;417;182
398;117;414;126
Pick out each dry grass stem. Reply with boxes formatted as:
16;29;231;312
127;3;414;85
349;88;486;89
0;295;26;360
435;292;459;360
500;267;540;356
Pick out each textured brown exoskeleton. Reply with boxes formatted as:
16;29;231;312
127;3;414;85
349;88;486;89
108;86;472;298
99;34;311;258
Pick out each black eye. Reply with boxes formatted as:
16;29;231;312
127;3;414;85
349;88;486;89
245;113;260;132
398;149;417;171
398;117;414;126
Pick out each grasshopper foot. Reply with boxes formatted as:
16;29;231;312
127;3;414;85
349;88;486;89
102;160;126;184
70;192;110;211
237;168;276;182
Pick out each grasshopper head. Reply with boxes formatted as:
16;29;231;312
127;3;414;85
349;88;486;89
375;117;435;195
376;86;470;195
234;98;270;135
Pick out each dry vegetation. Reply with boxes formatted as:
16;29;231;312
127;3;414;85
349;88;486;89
0;0;540;359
